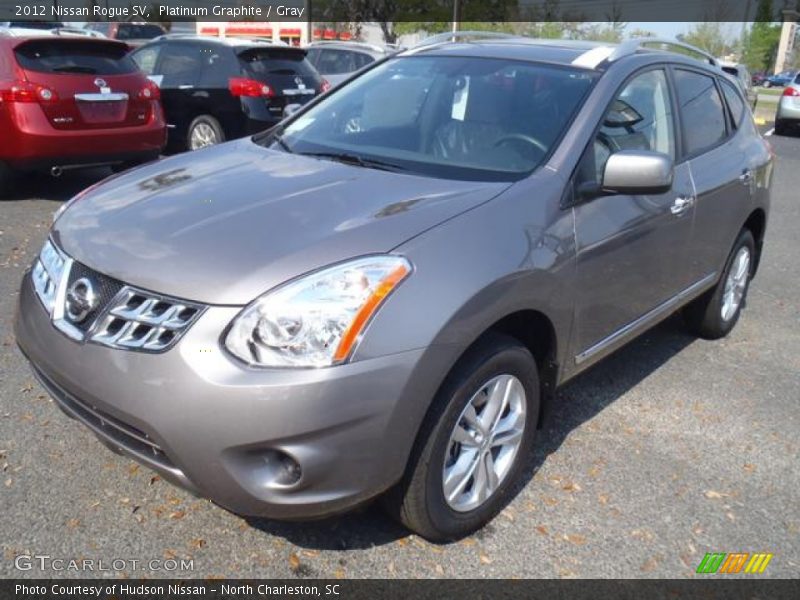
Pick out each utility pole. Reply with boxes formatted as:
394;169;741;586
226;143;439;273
452;0;461;35
774;9;799;73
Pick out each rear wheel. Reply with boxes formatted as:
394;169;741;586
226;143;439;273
187;115;225;151
0;162;12;198
684;229;755;340
384;333;539;542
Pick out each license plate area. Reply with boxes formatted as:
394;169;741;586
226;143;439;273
74;92;129;124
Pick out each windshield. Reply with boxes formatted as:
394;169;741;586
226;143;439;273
267;55;597;181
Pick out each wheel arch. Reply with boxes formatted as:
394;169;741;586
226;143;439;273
743;207;767;276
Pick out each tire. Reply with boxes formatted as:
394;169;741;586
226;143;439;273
763;80;772;88
187;115;225;151
684;229;756;340
384;333;539;542
0;162;12;198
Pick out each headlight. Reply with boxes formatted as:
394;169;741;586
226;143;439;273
224;256;411;368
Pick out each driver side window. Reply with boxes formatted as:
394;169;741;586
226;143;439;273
592;69;675;181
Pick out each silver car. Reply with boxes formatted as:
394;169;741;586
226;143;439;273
15;35;772;541
305;41;394;87
775;72;800;135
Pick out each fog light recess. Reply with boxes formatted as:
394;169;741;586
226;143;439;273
263;450;302;487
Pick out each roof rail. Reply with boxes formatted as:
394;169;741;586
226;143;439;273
608;37;718;67
412;30;516;49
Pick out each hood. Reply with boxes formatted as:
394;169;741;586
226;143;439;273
53;138;509;305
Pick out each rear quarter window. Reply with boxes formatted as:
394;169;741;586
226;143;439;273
14;41;137;75
720;78;745;127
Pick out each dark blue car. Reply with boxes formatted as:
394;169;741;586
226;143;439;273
763;70;797;87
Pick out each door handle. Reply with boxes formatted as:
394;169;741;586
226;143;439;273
670;196;695;216
739;169;754;184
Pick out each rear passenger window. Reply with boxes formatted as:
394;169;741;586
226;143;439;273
674;69;727;156
720;79;745;127
157;43;203;87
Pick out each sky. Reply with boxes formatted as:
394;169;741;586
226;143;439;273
634;21;748;39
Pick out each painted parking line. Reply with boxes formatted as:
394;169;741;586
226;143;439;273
765;128;775;136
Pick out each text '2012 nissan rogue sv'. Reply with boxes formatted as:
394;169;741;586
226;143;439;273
15;35;772;541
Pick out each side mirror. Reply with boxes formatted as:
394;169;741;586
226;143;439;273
283;103;302;118
601;150;674;195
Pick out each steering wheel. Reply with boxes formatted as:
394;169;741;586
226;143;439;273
493;133;548;154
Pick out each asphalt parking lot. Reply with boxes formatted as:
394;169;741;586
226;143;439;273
1;129;798;579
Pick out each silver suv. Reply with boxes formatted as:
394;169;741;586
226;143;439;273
15;35;772;541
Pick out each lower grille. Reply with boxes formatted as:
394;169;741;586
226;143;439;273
32;365;175;471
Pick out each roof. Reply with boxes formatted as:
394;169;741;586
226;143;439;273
150;34;291;48
307;40;390;55
404;33;720;72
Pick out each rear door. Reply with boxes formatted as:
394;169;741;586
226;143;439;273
673;68;753;284
681;69;763;282
13;38;151;131
148;41;206;138
236;46;322;118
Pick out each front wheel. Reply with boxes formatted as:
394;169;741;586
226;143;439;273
684;229;756;340
0;162;12;198
385;333;539;542
187;115;225;151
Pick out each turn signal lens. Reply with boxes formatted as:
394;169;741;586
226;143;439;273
138;79;161;101
0;80;59;103
228;77;274;98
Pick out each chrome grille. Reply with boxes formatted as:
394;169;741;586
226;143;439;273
92;288;202;352
31;238;204;353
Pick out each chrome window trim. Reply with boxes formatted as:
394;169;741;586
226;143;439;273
74;92;129;102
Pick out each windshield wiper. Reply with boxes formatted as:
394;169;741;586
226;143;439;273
272;133;293;154
299;152;406;172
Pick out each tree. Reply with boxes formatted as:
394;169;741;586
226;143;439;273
742;0;782;72
679;22;733;58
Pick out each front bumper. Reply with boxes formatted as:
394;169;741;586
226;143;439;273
14;269;437;519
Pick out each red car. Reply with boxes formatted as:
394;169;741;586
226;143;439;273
0;33;166;192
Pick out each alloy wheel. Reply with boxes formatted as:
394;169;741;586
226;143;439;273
442;373;527;512
721;246;751;322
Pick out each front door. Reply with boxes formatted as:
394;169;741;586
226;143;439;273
571;68;696;367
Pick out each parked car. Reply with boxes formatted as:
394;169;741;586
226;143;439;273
0;21;65;30
0;33;166;194
129;36;327;151
763;70;796;87
774;71;800;135
305;41;393;87
751;71;767;86
719;61;757;109
15;35;772;541
84;21;166;47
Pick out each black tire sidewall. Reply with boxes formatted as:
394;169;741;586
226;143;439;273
419;339;539;539
187;115;225;150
